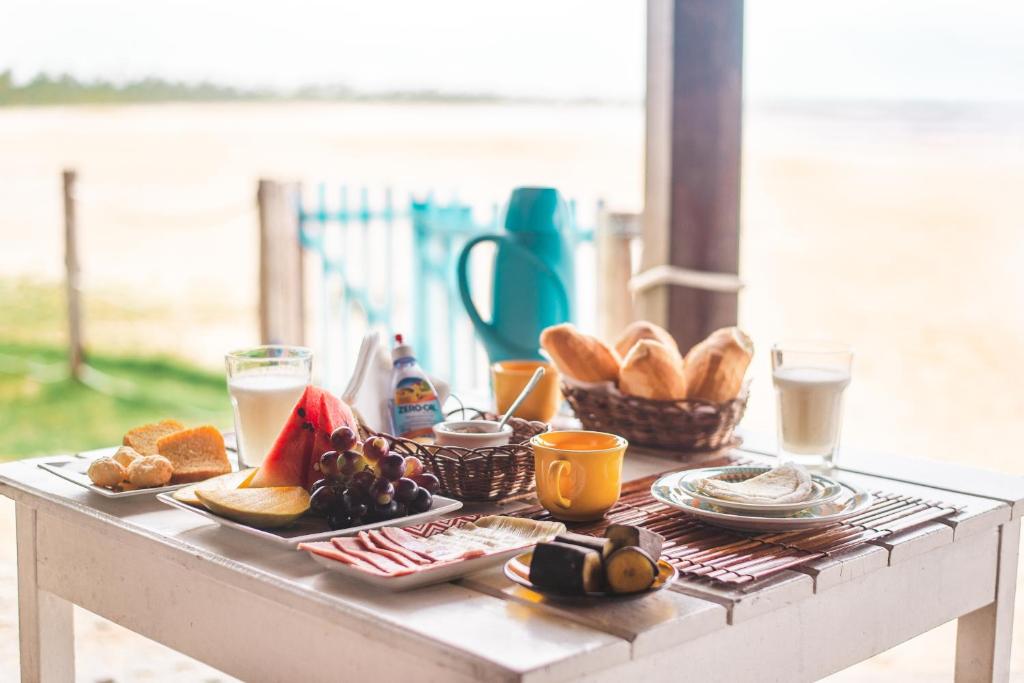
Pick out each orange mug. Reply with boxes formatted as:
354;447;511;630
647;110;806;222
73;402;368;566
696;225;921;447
531;430;627;521
492;360;561;422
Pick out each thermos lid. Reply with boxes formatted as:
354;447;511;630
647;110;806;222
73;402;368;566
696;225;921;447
392;333;415;361
504;186;569;234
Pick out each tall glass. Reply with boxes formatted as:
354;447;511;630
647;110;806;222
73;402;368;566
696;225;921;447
771;341;853;471
226;346;312;468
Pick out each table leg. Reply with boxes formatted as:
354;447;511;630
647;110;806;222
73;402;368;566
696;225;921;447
16;505;75;683
955;519;1020;683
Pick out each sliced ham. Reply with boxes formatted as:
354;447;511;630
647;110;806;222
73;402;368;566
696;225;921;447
356;531;419;569
367;529;431;565
302;516;567;581
298;542;389;576
381;526;454;561
381;525;476;561
332;536;415;575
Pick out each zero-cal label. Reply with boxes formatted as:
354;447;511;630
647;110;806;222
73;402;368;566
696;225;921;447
391;378;442;439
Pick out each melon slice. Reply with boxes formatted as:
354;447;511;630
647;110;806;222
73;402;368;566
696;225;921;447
195;486;310;528
248;386;357;490
172;468;258;507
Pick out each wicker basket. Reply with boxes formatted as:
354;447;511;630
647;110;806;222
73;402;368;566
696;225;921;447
561;380;748;451
383;414;548;502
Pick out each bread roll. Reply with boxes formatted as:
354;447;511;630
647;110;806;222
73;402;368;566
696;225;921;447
127;454;174;488
614;321;681;361
540;323;621;383
618;340;688;400
682;327;753;402
87;457;127;488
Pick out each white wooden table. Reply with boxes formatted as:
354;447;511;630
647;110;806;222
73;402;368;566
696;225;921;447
3;444;1021;683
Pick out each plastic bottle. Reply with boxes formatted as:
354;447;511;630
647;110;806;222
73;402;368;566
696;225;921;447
388;334;444;439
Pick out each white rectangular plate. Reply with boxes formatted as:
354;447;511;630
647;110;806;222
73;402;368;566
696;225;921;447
38;446;239;498
157;491;463;547
305;542;536;592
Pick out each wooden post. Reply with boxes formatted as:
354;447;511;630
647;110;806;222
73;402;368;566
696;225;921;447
257;179;305;346
597;210;640;341
62;169;84;381
641;0;743;349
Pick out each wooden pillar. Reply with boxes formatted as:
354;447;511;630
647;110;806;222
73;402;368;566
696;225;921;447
597;210;640;341
641;0;743;349
62;169;84;381
257;179;305;346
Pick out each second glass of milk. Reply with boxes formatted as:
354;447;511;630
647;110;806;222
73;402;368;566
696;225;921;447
226;346;312;468
771;342;853;471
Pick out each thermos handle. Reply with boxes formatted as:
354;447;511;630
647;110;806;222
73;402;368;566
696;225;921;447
456;234;571;329
456;234;501;335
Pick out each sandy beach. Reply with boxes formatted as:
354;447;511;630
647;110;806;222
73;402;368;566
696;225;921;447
2;99;1023;680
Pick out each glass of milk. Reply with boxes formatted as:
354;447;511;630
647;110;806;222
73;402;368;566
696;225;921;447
771;342;853;471
225;346;312;468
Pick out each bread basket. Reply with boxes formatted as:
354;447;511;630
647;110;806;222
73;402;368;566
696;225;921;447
382;413;548;502
561;378;748;451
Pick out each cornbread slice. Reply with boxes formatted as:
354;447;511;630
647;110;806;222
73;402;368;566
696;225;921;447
156;425;231;484
123;419;185;455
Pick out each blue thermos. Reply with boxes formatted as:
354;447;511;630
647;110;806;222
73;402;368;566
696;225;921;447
456;187;574;362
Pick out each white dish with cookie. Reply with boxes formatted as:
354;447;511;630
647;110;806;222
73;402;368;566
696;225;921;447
39;447;237;498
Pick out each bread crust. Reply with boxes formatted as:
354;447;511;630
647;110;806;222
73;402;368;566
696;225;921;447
618;340;688;400
112;445;141;469
682;327;753;402
127;455;174;488
540;323;621;383
614;321;681;361
88;457;127;488
157;425;230;484
123;419;185;455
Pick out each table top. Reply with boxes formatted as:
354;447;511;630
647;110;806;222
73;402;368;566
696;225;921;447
2;444;1021;681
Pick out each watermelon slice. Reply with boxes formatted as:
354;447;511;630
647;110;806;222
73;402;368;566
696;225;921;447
249;386;358;490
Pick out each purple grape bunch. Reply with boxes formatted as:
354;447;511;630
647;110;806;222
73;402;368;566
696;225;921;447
310;427;438;530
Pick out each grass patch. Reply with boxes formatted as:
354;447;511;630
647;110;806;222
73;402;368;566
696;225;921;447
0;278;177;347
0;342;233;460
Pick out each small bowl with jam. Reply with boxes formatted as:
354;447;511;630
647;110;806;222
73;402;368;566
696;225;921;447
431;420;514;448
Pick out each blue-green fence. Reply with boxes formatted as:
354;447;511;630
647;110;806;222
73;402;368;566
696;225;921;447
296;184;597;392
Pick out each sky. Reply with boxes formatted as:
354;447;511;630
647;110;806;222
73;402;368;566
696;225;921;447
2;0;1022;102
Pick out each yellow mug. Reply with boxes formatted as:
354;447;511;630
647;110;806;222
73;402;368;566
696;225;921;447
492;360;561;422
531;430;627;521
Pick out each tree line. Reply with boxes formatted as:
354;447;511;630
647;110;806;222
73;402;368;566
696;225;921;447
0;70;532;106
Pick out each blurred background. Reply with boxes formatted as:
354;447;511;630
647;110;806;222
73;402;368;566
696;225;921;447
1;0;1022;680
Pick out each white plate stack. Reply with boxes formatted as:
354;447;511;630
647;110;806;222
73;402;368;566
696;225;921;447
651;465;873;532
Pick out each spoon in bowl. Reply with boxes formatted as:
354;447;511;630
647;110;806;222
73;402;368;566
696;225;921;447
496;367;546;431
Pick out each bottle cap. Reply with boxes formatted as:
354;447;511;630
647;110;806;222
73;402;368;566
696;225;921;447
392;333;415;361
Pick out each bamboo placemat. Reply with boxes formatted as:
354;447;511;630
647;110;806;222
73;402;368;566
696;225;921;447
516;474;961;586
